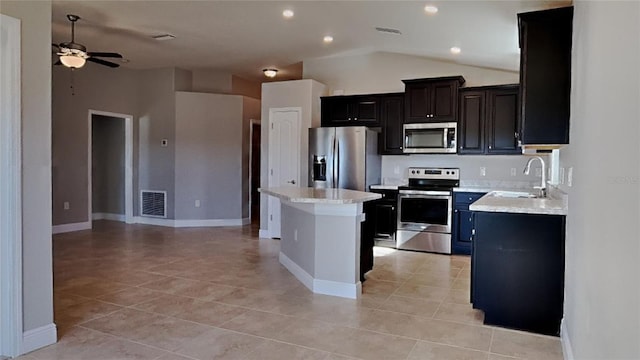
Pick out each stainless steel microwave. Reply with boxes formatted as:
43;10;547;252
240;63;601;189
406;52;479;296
403;122;457;154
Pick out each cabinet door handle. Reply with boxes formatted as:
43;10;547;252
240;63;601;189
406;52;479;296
354;117;358;120
454;209;458;213
472;229;475;235
489;146;492;149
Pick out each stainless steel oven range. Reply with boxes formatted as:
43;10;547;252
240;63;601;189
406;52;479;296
397;167;459;254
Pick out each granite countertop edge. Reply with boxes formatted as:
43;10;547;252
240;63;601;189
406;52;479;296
259;187;382;204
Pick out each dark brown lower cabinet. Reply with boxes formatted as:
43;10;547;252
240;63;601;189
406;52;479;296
472;211;565;336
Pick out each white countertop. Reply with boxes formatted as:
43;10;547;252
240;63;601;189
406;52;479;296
470;188;568;215
259;187;382;204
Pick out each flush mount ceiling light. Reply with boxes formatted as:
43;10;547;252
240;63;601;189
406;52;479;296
424;5;438;14
450;46;462;54
323;35;334;43
282;9;294;18
263;68;278;78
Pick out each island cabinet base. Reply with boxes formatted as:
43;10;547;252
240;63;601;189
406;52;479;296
278;201;364;299
471;211;565;336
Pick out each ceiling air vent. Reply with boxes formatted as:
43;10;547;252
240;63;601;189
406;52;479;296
141;190;167;218
375;27;402;35
152;34;176;41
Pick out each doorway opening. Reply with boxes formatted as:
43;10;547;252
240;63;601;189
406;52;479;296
249;120;261;222
88;110;134;226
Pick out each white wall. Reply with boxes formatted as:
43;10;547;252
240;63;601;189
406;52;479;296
259;80;327;234
1;0;54;336
303;51;519;95
560;1;640;359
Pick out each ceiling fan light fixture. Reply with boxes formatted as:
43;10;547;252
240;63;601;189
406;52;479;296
263;68;278;78
60;54;86;68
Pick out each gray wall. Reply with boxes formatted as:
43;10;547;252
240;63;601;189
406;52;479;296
559;1;640;359
174;92;259;221
91;115;125;215
52;64;140;225
1;0;54;332
138;68;178;219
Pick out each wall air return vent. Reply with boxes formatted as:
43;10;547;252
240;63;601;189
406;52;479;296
140;190;167;218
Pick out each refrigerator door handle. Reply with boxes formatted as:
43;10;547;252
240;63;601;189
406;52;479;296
336;140;340;187
332;135;337;186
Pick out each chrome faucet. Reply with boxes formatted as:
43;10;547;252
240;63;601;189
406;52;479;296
523;156;547;198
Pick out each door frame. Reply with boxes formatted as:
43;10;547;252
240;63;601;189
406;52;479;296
248;119;261;220
87;110;134;225
0;13;23;357
267;107;301;238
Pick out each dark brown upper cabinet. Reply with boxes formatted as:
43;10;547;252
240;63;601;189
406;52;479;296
321;95;380;127
402;76;465;123
459;85;521;155
518;6;573;145
379;93;405;155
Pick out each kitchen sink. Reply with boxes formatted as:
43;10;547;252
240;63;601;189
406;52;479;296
489;190;540;199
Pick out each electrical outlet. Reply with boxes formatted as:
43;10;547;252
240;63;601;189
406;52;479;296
567;167;573;187
63;201;70;210
294;229;298;241
161;139;168;147
510;168;516;177
480;167;486;177
560;167;565;185
394;165;400;175
195;200;201;208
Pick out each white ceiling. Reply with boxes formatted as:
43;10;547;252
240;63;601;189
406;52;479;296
51;0;571;80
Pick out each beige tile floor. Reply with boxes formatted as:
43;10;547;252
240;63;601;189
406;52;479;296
20;220;563;360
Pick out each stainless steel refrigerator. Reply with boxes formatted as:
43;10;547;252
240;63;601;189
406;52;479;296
308;127;380;191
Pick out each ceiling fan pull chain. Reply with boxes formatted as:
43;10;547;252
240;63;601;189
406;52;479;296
70;68;75;96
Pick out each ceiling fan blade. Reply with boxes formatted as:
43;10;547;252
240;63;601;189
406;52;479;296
87;52;123;58
87;57;120;68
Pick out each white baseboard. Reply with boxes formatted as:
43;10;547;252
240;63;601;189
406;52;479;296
561;319;574;360
279;252;361;299
21;323;57;355
259;229;271;238
313;279;361;299
133;216;250;228
279;252;314;291
52;221;91;234
92;212;125;222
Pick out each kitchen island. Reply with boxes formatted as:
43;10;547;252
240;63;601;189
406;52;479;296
259;187;381;299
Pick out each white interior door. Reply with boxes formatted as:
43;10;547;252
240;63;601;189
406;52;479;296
268;107;301;238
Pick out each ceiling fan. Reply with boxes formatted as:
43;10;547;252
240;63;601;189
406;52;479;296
53;14;123;69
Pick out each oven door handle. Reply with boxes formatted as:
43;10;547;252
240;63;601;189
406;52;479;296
399;190;451;197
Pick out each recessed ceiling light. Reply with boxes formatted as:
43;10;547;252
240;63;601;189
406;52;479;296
282;9;294;18
424;5;438;14
450;46;461;54
323;35;334;43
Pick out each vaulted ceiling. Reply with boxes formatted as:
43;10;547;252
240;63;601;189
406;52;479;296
52;1;571;80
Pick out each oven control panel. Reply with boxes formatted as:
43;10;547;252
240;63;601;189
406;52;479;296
407;167;459;180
